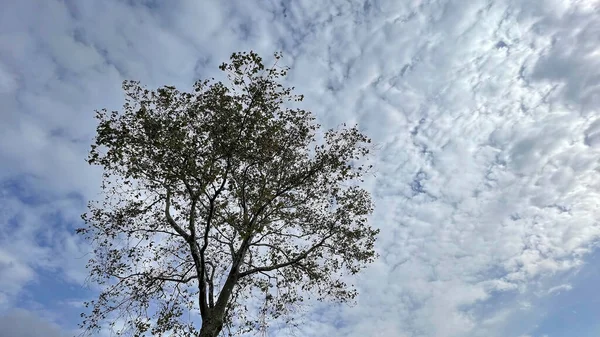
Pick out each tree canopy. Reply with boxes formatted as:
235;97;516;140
79;51;379;337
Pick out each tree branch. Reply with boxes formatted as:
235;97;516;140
237;233;333;278
164;185;208;317
205;261;216;308
247;161;325;230
198;156;232;315
154;275;197;284
164;187;190;241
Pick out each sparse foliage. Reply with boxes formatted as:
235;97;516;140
79;51;378;337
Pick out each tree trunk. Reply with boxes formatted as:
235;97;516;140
199;316;223;337
199;241;248;337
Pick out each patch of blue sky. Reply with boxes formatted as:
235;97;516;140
529;248;600;337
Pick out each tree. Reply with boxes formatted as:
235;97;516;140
78;51;379;337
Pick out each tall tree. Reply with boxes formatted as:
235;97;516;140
79;51;379;337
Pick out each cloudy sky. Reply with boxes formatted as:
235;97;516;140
1;0;600;336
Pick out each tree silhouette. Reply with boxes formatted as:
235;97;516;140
79;51;379;337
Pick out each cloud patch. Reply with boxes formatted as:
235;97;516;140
0;309;66;337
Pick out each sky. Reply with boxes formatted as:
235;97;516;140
0;0;600;336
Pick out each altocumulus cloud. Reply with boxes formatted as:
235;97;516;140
0;309;66;337
0;0;599;336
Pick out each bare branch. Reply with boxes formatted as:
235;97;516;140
238;233;334;278
164;187;190;241
154;275;197;284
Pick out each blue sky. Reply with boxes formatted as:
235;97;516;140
1;0;600;336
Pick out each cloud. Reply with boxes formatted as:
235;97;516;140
1;0;600;336
0;177;89;309
547;284;573;295
530;4;600;114
0;309;66;337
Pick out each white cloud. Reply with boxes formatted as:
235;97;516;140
546;284;573;295
0;177;90;308
1;0;599;336
0;309;67;337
